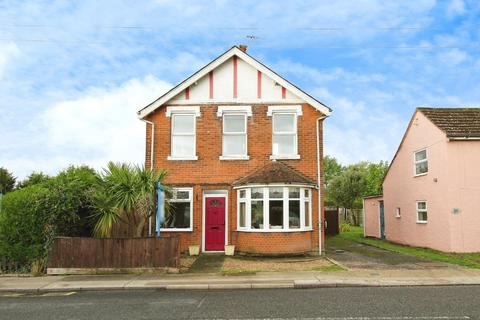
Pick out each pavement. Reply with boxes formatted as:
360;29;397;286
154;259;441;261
2;266;480;293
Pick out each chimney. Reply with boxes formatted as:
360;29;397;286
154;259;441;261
238;44;248;52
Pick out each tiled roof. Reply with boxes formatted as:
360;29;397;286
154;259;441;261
418;108;480;138
232;161;316;186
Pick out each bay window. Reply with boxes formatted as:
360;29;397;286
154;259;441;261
236;186;313;231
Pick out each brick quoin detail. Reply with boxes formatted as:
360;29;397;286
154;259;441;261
144;103;326;254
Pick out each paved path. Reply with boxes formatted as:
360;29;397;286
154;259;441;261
1;286;479;319
2;266;480;292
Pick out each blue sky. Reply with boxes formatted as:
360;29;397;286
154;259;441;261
1;0;480;179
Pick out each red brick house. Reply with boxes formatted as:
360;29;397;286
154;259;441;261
137;46;332;255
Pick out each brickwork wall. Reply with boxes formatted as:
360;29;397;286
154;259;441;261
145;103;325;254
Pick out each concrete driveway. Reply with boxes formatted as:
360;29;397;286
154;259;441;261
325;235;458;270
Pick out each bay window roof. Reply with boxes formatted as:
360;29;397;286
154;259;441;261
232;161;315;186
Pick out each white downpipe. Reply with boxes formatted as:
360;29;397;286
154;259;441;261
316;116;327;255
141;119;155;237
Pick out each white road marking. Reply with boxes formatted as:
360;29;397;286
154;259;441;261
207;317;471;320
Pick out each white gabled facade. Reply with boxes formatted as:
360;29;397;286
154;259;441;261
137;46;331;118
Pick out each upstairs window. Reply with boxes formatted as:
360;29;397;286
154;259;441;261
272;113;297;157
416;201;428;223
166;106;200;160
414;149;428;176
170;114;196;159
222;114;247;158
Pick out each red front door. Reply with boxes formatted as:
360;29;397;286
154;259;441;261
205;197;226;251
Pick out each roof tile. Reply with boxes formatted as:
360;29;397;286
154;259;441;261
232;161;315;186
418;108;480;138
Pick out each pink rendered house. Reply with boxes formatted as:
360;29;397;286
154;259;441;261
365;108;480;253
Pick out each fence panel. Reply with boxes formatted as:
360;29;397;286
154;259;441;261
48;236;180;269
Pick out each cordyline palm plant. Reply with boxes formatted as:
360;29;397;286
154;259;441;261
92;162;169;238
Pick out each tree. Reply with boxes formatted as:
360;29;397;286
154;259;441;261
324;155;344;187
93;162;169;238
324;156;344;207
328;166;367;225
0;167;16;194
16;172;51;189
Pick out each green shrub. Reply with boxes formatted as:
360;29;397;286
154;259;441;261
0;166;100;272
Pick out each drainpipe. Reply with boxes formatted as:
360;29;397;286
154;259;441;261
141;119;155;237
316;115;327;255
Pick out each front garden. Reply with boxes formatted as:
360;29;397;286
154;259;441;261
0;163;168;274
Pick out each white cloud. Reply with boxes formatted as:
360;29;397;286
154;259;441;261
0;42;20;78
10;75;172;177
446;0;466;18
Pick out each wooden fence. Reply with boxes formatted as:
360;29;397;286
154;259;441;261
48;236;180;269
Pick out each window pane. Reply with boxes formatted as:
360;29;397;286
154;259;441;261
172;115;194;134
269;200;284;229
415;150;427;161
176;190;190;200
289;187;300;198
304;201;311;227
239;190;246;199
273;114;295;132
251;201;264;229
272;134;295;155
415;161;428;175
304;189;310;198
251;188;263;199
269;187;283;198
162;202;190;228
418;211;428;222
239;202;246;228
172;135;195;156
289;200;300;228
223;135;246;156
224;115;245;133
417;202;426;210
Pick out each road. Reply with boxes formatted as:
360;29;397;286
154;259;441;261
0;286;479;319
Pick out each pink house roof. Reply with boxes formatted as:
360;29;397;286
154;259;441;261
418;108;480;139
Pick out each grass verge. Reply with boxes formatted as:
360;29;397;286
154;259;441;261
338;226;480;269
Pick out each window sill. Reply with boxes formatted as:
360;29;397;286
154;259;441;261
270;154;301;160
159;228;193;232
167;156;198;161
413;173;428;177
416;221;427;224
395;216;401;219
236;228;313;233
219;155;250;160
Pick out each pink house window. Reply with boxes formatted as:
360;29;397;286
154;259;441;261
414;149;428;176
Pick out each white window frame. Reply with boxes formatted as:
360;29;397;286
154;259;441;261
270;112;300;159
413;149;428;176
220;112;249;160
162;187;194;232
395;207;401;218
416;201;428;224
236;185;313;232
167;112;198;160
